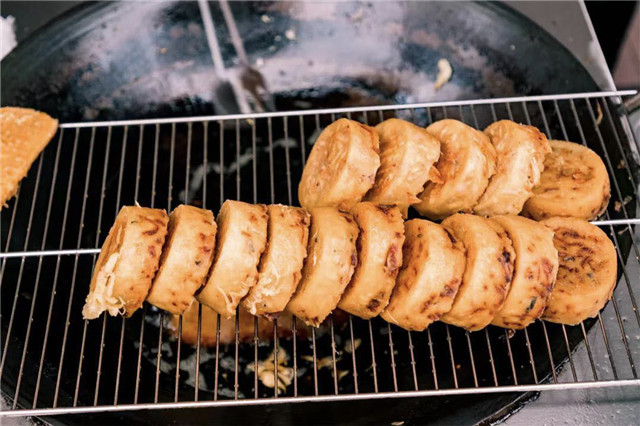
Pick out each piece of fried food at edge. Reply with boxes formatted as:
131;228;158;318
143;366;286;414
242;205;310;319
298;118;380;210
146;205;217;315
490;215;559;329
541;217;617;325
197;200;268;318
338;203;405;319
82;206;168;319
287;207;359;327
440;214;515;331
0;107;58;208
175;303;308;347
414;119;496;220
523;140;610;220
381;219;465;331
364;119;441;217
473;120;550;216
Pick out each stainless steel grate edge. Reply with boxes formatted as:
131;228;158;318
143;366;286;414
4;379;640;418
1;91;639;417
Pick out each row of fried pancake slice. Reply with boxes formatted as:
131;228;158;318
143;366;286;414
83;201;617;342
298;118;610;221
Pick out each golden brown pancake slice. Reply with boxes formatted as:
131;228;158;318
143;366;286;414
0;107;58;208
541;217;617;325
82;206;168;319
490;215;559;329
338;203;405;319
298;118;380;210
523;140;610;220
414;119;496;220
364;118;441;217
242;204;310;319
197;200;268;318
381;219;465;331
473;120;550;216
286;207;359;327
146;205;217;315
440;213;515;331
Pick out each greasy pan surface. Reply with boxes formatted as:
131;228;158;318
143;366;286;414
2;1;636;425
1;1;598;121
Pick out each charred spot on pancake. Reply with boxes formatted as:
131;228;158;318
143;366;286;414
384;245;400;274
375;204;394;214
367;299;380;311
525;297;538;313
144;224;159;236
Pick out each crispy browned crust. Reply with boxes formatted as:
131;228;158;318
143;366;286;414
364;119;440;217
298;118;380;210
197;200;268;318
473;120;550;216
415;119;497;220
1;107;58;209
146;205;217;315
242;205;310;318
490;215;559;329
440;214;514;331
83;206;168;319
381;219;465;331
286;207;359;327
523;140;610;220
541;217;617;325
338;203;405;319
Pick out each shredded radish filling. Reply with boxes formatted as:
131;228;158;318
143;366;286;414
82;253;124;319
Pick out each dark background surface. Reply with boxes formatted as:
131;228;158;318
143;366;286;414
2;1;636;69
1;1;638;82
0;1;607;122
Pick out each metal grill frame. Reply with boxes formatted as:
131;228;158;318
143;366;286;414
1;90;639;418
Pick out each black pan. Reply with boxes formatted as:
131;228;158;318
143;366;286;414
2;1;598;121
3;2;630;425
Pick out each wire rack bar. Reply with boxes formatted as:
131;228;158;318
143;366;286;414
1;216;637;259
3;379;639;418
57;91;637;129
1;91;638;418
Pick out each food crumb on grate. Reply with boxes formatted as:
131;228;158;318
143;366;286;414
344;338;362;354
617;159;625;169
315;356;340;370
337;370;349;381
595;101;603;125
614;196;632;212
248;348;294;394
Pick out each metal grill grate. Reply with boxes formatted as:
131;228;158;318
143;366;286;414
1;91;639;418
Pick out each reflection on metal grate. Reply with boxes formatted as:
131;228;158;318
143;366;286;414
1;91;639;418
